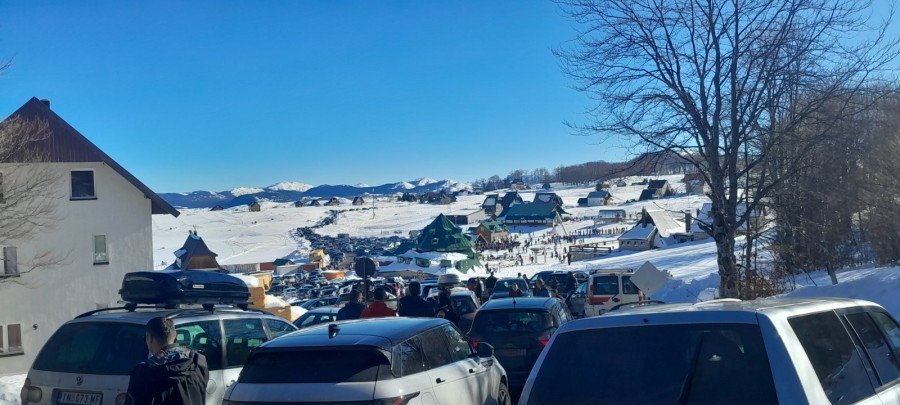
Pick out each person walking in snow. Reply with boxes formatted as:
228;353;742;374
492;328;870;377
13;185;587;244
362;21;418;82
125;317;208;405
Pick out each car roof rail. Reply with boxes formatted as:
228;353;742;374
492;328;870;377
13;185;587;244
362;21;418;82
75;305;162;319
694;298;742;306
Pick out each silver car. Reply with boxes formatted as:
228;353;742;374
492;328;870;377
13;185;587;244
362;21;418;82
21;307;296;405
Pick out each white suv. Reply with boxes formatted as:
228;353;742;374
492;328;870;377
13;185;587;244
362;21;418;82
20;307;296;405
223;317;510;405
520;298;900;404
583;269;645;317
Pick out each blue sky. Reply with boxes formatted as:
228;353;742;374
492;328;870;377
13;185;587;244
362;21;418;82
0;1;632;192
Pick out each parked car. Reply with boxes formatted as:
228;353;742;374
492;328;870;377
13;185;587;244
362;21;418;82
583;269;644;317
565;282;588;317
222;318;511;404
607;299;665;313
467;297;571;391
527;271;571;291
292;307;340;329
299;295;340;310
489;278;532;300
519;298;900;404
420;280;440;298
21;306;297;405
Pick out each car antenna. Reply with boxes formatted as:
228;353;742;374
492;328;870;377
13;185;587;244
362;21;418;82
328;323;340;339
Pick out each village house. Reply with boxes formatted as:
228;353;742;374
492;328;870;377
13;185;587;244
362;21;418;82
615;179;628;187
446;208;486;226
248;201;262;212
378;214;483;277
501;203;565;227
580;190;612;207
210;204;225;211
352;196;366;206
481;193;502;216
533;192;564;209
691;202;764;237
167;231;221;270
595;208;628;226
0;98;179;374
474;220;510;247
682;172;709;195
498;191;524;215
324;197;341;206
399;192;418;203
638;179;674;201
307;199;322;207
293;200;304;208
618;209;684;251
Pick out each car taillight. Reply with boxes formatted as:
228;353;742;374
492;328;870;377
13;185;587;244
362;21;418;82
471;340;479;347
115;393;128;405
375;392;420;405
639;291;645;302
20;378;42;404
539;338;549;346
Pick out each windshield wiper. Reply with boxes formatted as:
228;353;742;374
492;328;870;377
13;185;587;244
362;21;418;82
676;335;706;405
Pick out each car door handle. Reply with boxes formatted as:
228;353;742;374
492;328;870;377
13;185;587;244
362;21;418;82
435;377;445;384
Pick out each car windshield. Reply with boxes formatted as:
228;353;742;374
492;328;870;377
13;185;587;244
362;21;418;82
494;279;528;293
526;323;777;404
33;322;147;375
240;349;390;383
471;310;552;335
452;296;478;315
591;275;619;295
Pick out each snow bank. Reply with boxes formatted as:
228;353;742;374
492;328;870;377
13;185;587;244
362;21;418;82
782;265;900;317
0;374;24;405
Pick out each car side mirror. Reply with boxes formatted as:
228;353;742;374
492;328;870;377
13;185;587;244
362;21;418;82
476;342;495;358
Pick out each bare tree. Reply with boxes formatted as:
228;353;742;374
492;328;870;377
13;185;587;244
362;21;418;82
0;61;64;281
556;0;897;297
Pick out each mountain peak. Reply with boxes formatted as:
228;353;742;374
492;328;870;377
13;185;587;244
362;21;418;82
267;181;313;192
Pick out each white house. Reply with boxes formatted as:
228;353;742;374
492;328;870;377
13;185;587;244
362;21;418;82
0;98;179;375
618;209;684;251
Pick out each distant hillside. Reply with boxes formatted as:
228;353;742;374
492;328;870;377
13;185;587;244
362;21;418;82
160;179;471;209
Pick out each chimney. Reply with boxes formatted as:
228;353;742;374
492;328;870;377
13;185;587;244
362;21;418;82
40;99;50;108
684;212;692;233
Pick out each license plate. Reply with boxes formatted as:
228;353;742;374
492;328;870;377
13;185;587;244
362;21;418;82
57;391;102;405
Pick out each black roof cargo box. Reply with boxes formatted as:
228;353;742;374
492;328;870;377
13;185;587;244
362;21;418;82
120;270;250;306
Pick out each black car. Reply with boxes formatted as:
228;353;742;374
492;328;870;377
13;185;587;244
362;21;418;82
489;278;532;300
293;307;340;329
529;271;576;293
467;297;572;390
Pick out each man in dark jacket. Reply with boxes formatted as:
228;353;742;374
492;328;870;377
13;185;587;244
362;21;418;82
337;290;366;320
126;317;208;405
398;281;435;317
484;272;497;293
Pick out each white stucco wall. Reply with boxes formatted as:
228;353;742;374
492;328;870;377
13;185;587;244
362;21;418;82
0;162;153;375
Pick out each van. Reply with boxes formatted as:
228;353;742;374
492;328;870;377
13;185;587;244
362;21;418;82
584;269;644;317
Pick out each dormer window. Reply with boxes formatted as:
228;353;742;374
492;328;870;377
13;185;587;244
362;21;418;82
71;170;96;200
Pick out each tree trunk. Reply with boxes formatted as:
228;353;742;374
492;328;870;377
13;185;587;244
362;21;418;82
713;209;741;298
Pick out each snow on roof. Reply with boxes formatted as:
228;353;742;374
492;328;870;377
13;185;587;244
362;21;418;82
620;222;656;240
647;210;684;238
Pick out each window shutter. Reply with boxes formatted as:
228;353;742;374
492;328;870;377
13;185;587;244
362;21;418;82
3;247;17;275
7;324;21;353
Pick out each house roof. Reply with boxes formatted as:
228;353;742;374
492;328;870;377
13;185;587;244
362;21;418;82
2;97;179;217
648;179;669;189
175;232;218;261
500;191;523;208
415;214;475;253
502;203;561;220
639;189;657;200
533;192;562;204
587;190;611;199
479;220;507;232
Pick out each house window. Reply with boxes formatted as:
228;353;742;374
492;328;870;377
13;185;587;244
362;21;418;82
2;247;17;276
0;324;24;356
71;170;96;200
93;235;109;264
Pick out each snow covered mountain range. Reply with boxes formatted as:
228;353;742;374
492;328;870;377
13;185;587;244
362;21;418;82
160;178;470;209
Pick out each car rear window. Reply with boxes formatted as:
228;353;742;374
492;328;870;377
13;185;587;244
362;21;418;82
494;279;528;292
591;275;618;295
240;348;391;383
33;322;147;375
471;310;552;335
526;323;777;405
